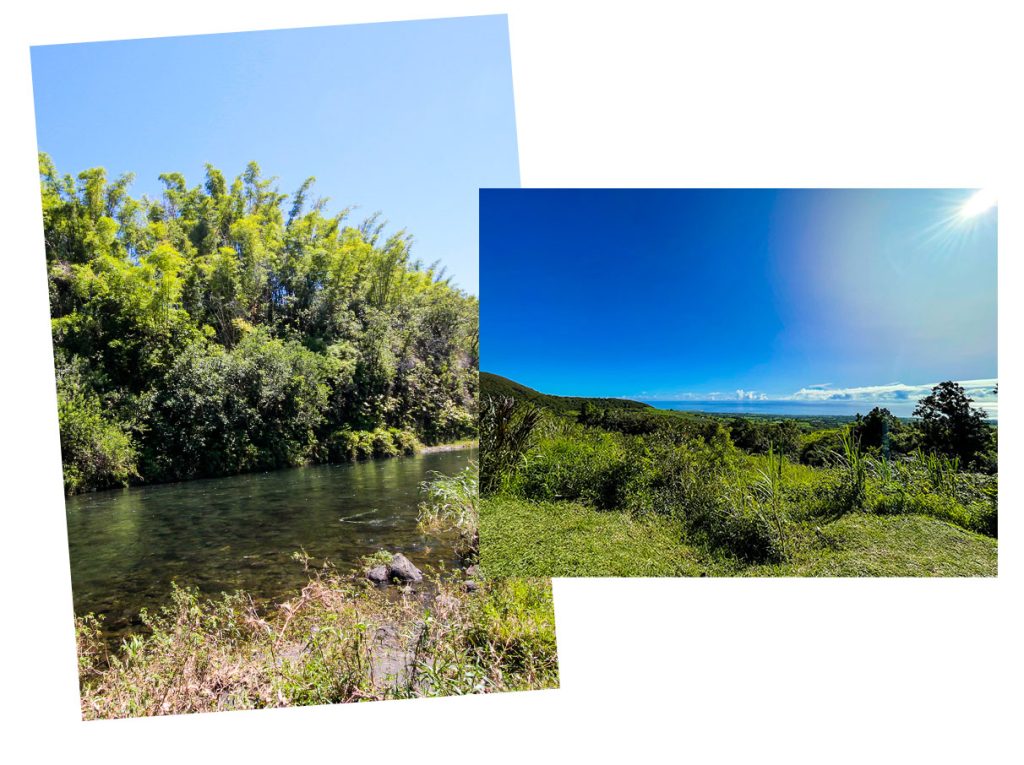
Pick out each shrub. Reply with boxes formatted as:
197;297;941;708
57;374;138;493
812;430;869;518
800;427;846;467
390;428;421;455
515;431;624;506
327;427;419;462
371;428;399;457
480;395;542;494
866;451;998;537
681;474;788;564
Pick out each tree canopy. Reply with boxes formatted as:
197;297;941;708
912;381;994;470
41;154;478;493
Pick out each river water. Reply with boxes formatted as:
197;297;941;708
64;448;475;637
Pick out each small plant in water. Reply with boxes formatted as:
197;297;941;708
418;464;479;560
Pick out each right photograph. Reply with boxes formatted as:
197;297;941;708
479;188;997;578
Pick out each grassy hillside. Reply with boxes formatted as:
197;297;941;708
478;385;997;578
481;372;652;415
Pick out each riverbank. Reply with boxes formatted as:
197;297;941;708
77;566;557;718
419;440;478;454
65;436;478;496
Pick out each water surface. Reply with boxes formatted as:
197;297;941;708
65;449;475;636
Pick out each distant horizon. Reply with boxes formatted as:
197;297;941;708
484;370;998;420
634;398;997;421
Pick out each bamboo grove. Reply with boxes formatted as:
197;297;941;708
40;155;479;493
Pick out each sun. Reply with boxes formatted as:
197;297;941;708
959;189;997;219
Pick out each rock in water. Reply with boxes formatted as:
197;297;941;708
366;564;390;584
388;553;424;582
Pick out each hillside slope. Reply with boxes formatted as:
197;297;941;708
480;372;651;415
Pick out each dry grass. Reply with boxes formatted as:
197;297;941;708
76;563;558;719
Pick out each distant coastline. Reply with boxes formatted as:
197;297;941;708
636;399;998;421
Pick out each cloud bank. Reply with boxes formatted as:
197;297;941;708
787;379;997;406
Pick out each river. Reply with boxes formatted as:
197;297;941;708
64;448;475;638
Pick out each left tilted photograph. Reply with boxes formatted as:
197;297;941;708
31;16;557;720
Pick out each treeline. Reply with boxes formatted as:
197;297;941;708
575;382;997;474
41;155;478;493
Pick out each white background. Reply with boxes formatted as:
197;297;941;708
1;1;1020;762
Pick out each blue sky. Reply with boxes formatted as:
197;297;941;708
481;189;997;417
30;15;520;294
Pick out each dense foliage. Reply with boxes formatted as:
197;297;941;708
480;377;997;575
41;155;478;492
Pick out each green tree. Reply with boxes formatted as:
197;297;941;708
39;154;479;492
913;381;993;469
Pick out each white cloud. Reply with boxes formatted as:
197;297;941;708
735;389;765;401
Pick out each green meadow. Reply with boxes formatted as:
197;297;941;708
479;374;997;578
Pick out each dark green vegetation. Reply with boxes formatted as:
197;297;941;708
42;155;478;493
480;372;651;416
480;374;997;577
75;468;558;718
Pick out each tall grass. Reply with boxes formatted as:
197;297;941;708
482;407;998;574
750;444;792;559
868;450;997;537
418;465;480;560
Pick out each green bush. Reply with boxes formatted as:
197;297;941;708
515;431;624;506
875;490;994;536
327;427;419;462
390;427;422;455
371;428;399;458
57;373;138;493
800;427;846;467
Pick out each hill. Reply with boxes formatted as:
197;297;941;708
480;372;652;415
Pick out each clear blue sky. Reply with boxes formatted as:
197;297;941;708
481;189;998;417
31;15;520;294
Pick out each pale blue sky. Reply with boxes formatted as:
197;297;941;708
31;15;520;293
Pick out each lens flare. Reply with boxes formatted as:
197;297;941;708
960;189;997;219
